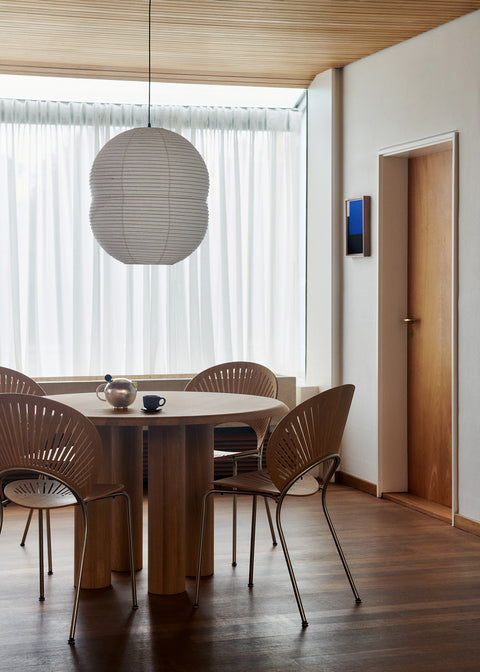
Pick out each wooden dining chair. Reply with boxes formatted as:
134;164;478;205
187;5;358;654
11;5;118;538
185;361;279;566
0;366;54;562
193;384;361;626
0;393;138;644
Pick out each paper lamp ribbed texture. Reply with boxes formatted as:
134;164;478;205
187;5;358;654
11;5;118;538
89;127;209;265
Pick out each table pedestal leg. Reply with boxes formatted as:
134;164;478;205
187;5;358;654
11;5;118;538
185;424;214;577
148;425;186;594
74;425;112;588
111;425;143;571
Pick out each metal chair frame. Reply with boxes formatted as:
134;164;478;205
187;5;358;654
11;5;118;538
0;394;138;644
193;385;361;626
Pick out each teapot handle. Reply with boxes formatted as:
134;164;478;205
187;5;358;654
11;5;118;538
96;383;107;402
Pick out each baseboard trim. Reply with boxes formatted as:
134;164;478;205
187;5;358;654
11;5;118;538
383;492;451;523
335;474;480;536
454;513;480;538
335;471;377;497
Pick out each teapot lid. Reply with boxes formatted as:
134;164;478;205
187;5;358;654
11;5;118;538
105;374;113;382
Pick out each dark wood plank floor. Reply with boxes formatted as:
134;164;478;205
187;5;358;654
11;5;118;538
1;485;480;671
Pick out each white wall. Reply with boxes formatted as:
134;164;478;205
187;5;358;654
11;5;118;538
336;10;480;521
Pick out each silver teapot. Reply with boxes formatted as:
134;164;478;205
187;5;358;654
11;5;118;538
96;374;137;409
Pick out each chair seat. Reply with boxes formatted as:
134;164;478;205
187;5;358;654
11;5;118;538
214;469;320;496
4;479;127;510
288;474;320;496
214;469;281;495
213;448;258;460
4;479;77;509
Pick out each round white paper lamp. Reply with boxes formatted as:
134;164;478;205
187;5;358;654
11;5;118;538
89;127;209;265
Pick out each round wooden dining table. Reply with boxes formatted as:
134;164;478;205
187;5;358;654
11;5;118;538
46;391;288;595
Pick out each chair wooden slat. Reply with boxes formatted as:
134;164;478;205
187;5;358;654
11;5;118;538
186;361;278;448
0;366;46;397
0;394;100;496
267;385;355;492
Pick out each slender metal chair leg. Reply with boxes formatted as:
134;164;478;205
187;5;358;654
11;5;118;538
232;461;238;567
257;453;277;547
321;485;361;603
46;510;53;575
193;490;213;607
38;509;45;601
248;495;257;587
263;497;277;546
69;504;88;645
119;492;138;608
275;499;308;627
21;509;33;546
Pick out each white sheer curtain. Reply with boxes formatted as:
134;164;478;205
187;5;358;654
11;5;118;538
0;99;305;378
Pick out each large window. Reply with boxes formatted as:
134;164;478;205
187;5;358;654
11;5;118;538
0;98;305;378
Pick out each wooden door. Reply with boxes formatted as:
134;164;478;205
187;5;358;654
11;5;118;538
407;150;452;508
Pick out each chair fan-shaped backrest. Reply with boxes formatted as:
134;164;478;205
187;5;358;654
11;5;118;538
185;362;278;448
0;394;102;496
266;385;355;493
0;366;46;396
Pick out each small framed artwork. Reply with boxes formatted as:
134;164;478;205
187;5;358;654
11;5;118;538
345;196;370;257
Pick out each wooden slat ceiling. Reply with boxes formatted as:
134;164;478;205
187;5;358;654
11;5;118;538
1;1;480;89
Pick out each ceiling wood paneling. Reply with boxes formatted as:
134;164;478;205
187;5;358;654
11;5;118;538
0;1;479;88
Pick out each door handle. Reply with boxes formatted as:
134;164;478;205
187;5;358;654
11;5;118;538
402;317;418;323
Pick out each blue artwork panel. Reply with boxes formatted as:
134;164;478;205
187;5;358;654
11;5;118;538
347;198;364;255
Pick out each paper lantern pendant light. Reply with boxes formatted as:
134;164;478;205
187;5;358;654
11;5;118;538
89;127;209;264
89;0;209;265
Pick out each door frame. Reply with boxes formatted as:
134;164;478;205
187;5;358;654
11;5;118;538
377;132;458;522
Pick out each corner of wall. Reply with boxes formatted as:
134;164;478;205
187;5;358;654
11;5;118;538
305;69;343;389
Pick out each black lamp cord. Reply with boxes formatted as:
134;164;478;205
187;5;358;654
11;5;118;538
148;0;152;127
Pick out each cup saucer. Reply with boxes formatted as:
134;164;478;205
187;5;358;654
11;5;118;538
141;407;163;413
